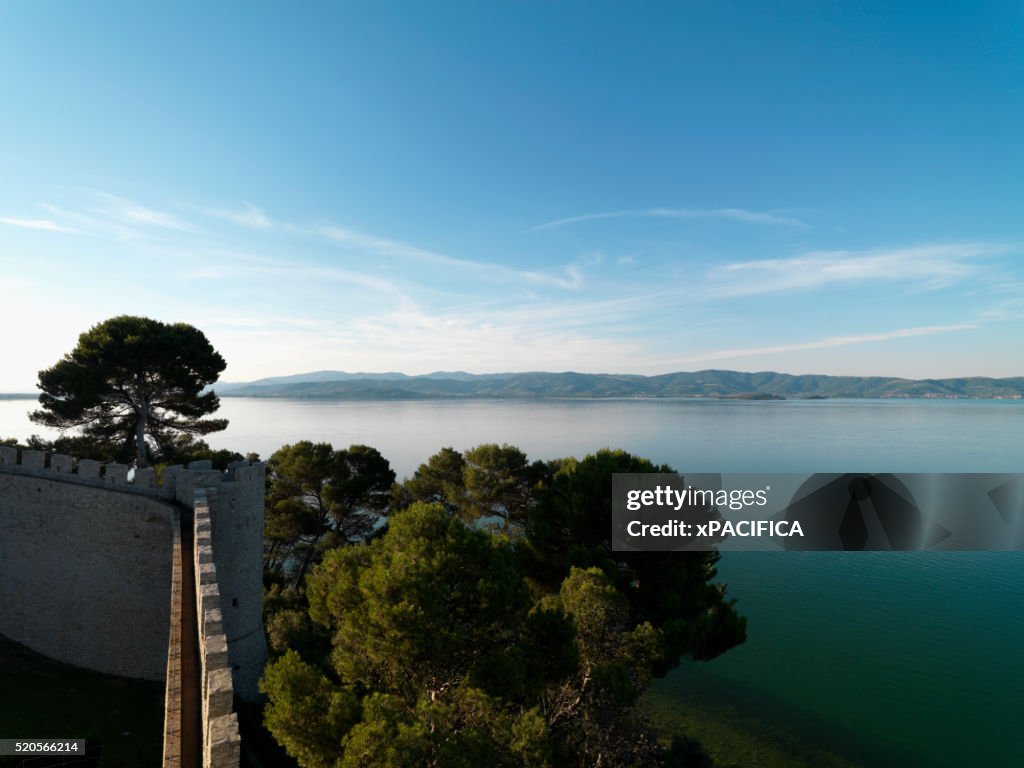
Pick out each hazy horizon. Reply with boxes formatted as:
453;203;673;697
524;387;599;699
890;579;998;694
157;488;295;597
5;365;1024;395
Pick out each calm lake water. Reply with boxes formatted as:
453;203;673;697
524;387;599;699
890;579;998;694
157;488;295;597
2;396;1022;766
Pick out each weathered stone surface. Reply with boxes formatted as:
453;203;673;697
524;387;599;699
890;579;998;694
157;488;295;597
21;450;45;469
207;666;235;717
77;459;101;478
104;463;129;485
208;464;268;701
203;607;224;638
198;562;218;587
205;713;240;768
50;454;73;473
205;633;229;671
196;545;215;565
0;474;174;680
200;583;221;613
134;467;156;487
0;453;269;763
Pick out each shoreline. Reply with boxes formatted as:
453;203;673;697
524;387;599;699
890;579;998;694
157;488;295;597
641;663;921;768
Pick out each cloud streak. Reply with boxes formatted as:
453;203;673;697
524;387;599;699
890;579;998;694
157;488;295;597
708;243;1007;297
664;323;977;365
89;192;195;232
35;192;197;240
337;305;642;373
202;202;272;229
979;297;1024;321
0;216;79;233
172;248;411;299
531;207;807;231
320;224;584;289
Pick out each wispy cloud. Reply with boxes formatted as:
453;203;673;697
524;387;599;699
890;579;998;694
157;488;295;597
520;263;582;290
18;191;587;291
35;192;196;240
276;263;412;298
708;243;1007;297
199;314;338;330
88;192;194;232
202;202;272;229
531;207;807;231
320;224;448;261
979;297;1024;321
338;305;640;372
663;323;977;365
40;203;150;241
172;248;411;299
0;216;79;233
320;223;584;289
490;290;678;330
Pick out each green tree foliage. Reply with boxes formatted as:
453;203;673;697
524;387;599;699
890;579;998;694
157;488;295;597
529;449;747;669
391;446;465;513
263;446;738;768
261;649;362;768
544;567;667;765
263;503;556;767
399;446;745;666
264;441;395;587
30;315;227;466
263;583;331;661
460;443;542;532
340;688;549;768
398;443;542;533
306;502;532;700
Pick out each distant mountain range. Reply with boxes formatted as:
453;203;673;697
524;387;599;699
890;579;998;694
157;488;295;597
212;370;1024;400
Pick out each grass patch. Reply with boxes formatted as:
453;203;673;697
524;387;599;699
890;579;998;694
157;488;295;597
0;634;163;768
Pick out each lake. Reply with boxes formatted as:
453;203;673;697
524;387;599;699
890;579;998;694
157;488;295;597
2;396;1022;766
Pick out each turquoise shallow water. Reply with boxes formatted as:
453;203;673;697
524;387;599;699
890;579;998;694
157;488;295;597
2;396;1022;765
692;552;1024;766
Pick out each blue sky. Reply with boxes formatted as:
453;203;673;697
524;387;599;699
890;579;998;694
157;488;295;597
1;1;1022;391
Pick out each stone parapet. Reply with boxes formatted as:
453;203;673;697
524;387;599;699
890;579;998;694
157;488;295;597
193;488;241;768
0;446;264;502
0;448;265;764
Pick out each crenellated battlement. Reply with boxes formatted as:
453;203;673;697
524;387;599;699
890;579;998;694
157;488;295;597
0;446;264;501
192;488;242;766
1;445;267;766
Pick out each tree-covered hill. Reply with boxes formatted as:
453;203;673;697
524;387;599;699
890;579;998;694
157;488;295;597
214;369;1024;400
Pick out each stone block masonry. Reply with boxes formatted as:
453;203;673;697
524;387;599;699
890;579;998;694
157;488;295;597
0;447;267;766
0;458;175;678
193;488;241;767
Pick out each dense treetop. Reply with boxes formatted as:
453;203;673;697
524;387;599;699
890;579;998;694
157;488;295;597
31;315;228;466
261;443;746;767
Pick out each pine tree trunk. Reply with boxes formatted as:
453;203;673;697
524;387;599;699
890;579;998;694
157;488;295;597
136;392;149;467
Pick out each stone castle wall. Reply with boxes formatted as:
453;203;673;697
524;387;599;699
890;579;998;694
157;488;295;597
0;447;267;701
0;450;176;679
193;488;241;767
181;463;268;701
